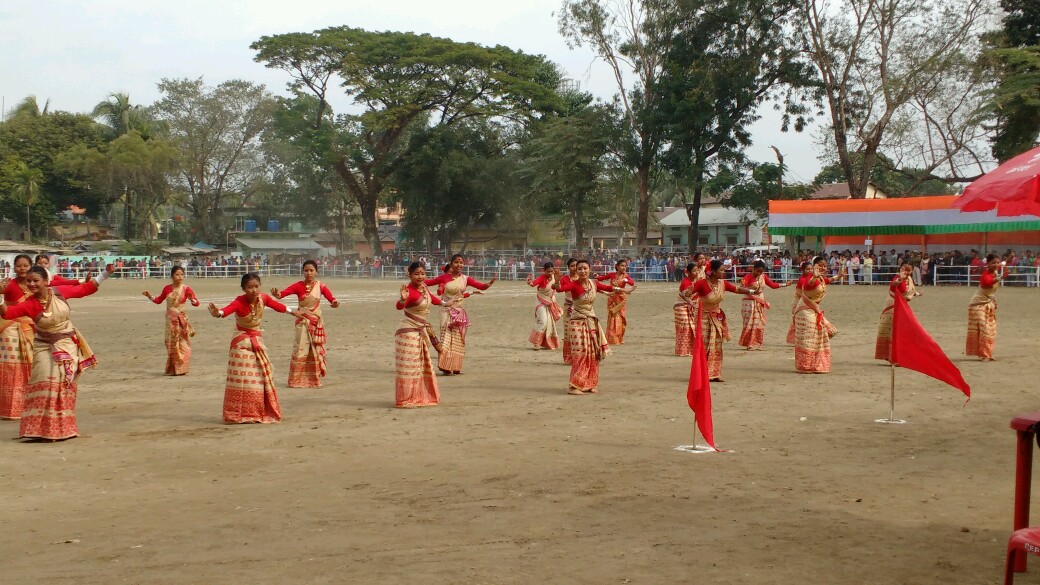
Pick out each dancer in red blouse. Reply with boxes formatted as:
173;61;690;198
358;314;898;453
596;259;638;344
560;258;578;364
688;260;759;381
966;253;1001;361
553;259;633;394
0;254;35;419
0;264;114;440
674;254;708;356
143;265;200;375
424;254;495;375
208;273;301;424
395;262;443;407
271;260;340;388
874;262;920;361
527;262;563;349
791;257;845;373
34;255;82;286
739;260;793;350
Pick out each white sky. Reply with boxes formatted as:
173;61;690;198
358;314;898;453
0;0;822;182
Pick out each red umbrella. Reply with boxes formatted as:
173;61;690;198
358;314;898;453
954;145;1040;216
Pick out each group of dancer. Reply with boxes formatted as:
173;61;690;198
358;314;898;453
0;249;1006;442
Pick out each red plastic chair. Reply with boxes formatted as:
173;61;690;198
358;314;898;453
1006;528;1040;584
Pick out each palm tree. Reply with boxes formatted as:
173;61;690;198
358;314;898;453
5;95;50;121
92;92;146;139
9;161;43;241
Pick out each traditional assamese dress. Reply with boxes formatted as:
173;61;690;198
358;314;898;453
4;282;100;440
395;284;442;407
739;273;782;350
424;273;491;374
674;267;706;356
791;276;838;373
690;279;737;380
215;294;288;424
874;276;916;361
561;274;574;364
528;274;562;349
278;280;338;388
597;271;635;345
150;284;198;375
966;270;999;359
0;279;35;419
558;279;612;392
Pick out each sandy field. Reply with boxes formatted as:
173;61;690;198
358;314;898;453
1;276;1038;584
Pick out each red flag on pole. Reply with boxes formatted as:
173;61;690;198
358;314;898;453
891;293;971;398
687;305;717;450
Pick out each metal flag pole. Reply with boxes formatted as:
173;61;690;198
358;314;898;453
675;415;716;454
876;364;906;424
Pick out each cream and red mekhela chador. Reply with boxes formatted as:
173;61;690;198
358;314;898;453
149;284;199;375
791;275;838;373
424;273;491;374
561;274;574;364
278;280;338;388
395;284;442;407
528;274;562;349
738;273;782;350
966;270;999;359
215;294;288;423
674;267;706;356
690;278;737;380
557;279;612;393
4;281;100;440
597;272;635;345
0;279;35;419
874;276;916;361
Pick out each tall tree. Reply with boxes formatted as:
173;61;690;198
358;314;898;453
800;0;993;197
5;96;50;121
252;27;560;255
92;92;151;139
150;78;276;242
648;0;813;251
559;0;669;248
984;0;1040;162
7;160;43;240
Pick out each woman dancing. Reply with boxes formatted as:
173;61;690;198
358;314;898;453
0;255;37;419
874;262;920;361
0;264;113;440
424;254;495;375
966;253;1001;361
689;259;760;382
34;254;80;285
561;258;578;364
554;260;634;394
738;260;793;350
791;257;845;373
596;259;637;345
527;262;562;350
208;273;301;424
674;254;708;356
396;262;443;408
143;265;200;376
271;260;340;388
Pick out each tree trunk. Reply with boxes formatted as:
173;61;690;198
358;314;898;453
688;184;704;253
25;205;31;242
634;165;651;249
573;203;585;256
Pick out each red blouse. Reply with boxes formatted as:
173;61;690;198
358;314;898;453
217;293;288;318
3;279;31;304
396;285;443;310
596;272;635;286
278;281;337;303
690;279;738;297
889;276;910;295
152;285;200;305
741;273;782;289
3;281;100;320
679;277;694;292
557;279;613;298
49;274;80;286
529;274;553;288
979;270;998;288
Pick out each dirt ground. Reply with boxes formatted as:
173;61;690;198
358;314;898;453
1;277;1038;584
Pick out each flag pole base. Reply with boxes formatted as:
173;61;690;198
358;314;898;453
674;444;717;454
874;418;907;424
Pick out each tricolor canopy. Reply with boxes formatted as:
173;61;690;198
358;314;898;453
768;195;1040;237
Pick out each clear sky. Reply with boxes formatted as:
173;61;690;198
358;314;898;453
0;0;822;182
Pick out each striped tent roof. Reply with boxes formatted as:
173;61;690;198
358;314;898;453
768;195;1040;236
